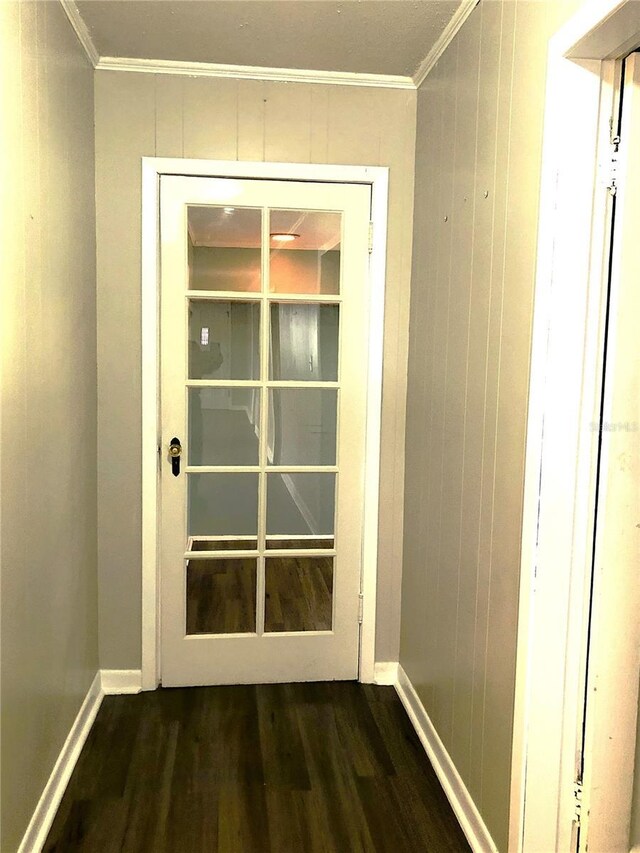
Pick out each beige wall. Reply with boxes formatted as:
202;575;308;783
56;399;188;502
0;2;98;850
400;0;583;848
94;72;416;667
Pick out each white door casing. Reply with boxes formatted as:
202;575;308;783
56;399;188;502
142;161;388;692
155;172;376;686
513;2;640;850
578;50;640;853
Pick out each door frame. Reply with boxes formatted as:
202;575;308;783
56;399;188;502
511;1;640;850
140;158;389;692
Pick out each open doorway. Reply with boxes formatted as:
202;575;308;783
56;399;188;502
513;4;640;850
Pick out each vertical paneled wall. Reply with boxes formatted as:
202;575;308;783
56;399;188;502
0;2;98;849
401;0;583;848
94;73;416;667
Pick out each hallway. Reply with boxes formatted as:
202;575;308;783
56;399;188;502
43;683;469;852
6;1;640;850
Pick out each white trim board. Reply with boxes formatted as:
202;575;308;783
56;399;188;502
58;0;100;66
101;669;142;695
412;0;480;88
395;665;498;853
96;56;415;90
18;672;104;853
373;661;399;686
141;159;389;690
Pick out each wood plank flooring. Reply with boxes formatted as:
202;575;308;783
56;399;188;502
186;540;336;635
264;555;333;632
187;558;257;634
44;683;470;852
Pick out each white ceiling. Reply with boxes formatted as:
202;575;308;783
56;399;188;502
74;0;463;79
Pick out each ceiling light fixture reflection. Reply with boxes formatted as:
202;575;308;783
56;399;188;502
223;207;235;215
270;233;300;242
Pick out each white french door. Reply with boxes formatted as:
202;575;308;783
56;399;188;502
159;175;371;686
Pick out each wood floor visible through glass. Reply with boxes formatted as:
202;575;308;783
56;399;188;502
186;558;257;634
265;555;333;632
186;548;334;635
189;538;335;552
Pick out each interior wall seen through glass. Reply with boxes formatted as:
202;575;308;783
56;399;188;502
188;473;259;537
269;210;341;295
189;387;261;466
268;389;337;466
188;205;261;293
266;473;335;537
188;300;260;380
270;303;339;381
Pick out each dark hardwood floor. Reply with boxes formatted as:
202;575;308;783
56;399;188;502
264;555;333;632
44;683;471;852
187;558;257;634
186;540;336;635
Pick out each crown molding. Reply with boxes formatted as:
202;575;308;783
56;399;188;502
58;0;99;67
412;0;480;88
60;0;475;90
96;56;415;89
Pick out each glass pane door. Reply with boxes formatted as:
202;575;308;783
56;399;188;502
185;204;340;636
160;176;371;686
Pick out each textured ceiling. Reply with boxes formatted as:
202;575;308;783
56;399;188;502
75;0;462;77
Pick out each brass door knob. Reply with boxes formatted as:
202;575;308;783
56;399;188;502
168;437;182;476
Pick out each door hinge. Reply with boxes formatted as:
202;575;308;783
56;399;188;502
368;221;374;254
603;134;621;196
358;593;364;624
573;780;584;826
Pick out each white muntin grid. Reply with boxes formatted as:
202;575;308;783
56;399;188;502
182;204;343;636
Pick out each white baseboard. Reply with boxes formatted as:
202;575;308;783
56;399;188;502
395;664;498;853
373;661;399;685
100;669;142;694
18;671;104;853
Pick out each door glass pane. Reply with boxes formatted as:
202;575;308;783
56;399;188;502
264;556;333;632
186;557;256;634
269;210;341;295
268;389;337;466
188;473;259;537
266;537;334;550
266;473;335;537
188;206;261;292
270;303;339;381
188;388;260;466
188;300;260;380
190;538;258;552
